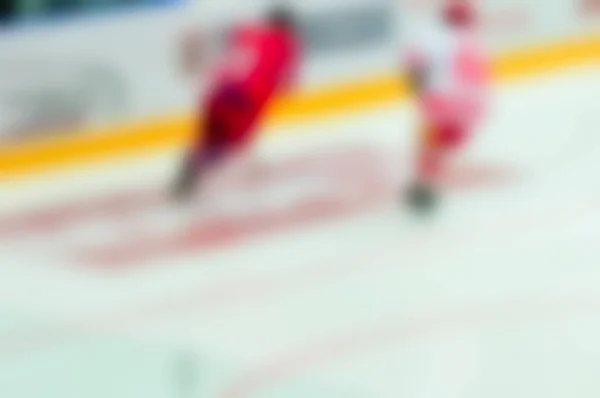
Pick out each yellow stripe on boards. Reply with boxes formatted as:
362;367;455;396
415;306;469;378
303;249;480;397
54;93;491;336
0;33;598;177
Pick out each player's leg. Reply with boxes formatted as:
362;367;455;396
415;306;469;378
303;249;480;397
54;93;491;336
171;85;258;202
405;120;441;212
171;89;234;202
227;106;266;183
406;120;467;212
172;148;226;203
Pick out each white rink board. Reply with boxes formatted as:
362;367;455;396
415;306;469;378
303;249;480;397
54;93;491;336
0;0;597;137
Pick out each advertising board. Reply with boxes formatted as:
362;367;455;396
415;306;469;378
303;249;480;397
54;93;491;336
0;0;596;161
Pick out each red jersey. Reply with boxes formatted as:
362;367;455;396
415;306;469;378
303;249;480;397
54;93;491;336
211;23;299;105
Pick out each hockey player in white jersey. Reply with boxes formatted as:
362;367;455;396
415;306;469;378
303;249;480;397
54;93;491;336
403;0;490;211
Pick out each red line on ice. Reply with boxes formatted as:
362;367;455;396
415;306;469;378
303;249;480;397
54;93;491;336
217;296;600;398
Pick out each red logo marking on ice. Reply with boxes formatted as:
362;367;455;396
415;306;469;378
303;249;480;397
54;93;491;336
0;145;517;269
438;163;518;190
77;148;390;267
0;147;392;268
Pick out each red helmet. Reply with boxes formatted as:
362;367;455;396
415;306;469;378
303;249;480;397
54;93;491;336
443;0;476;27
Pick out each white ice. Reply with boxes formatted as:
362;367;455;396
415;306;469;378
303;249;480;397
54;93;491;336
0;64;600;398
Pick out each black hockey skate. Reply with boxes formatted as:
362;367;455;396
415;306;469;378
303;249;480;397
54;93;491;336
405;182;438;214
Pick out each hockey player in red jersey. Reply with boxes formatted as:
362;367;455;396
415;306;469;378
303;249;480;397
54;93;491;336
172;6;301;201
403;0;490;212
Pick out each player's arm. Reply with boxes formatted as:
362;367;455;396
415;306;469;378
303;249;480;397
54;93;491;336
407;64;429;94
178;21;243;78
179;27;207;78
404;48;429;95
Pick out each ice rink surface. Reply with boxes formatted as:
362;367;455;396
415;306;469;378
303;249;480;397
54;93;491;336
1;64;600;397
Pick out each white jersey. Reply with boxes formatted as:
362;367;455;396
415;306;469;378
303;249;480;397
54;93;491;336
405;23;490;124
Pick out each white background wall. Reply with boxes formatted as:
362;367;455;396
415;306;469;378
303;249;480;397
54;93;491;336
0;0;597;140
